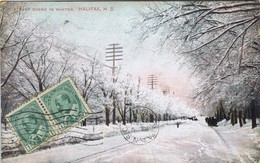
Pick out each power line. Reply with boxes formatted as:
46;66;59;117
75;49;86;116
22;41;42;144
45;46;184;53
163;85;170;95
52;36;112;69
105;43;123;83
105;43;123;125
147;74;158;90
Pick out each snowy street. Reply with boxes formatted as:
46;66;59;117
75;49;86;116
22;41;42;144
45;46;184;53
2;118;259;163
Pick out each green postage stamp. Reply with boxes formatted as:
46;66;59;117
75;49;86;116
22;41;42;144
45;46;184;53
6;78;92;153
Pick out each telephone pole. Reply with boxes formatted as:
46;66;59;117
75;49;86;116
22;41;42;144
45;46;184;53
137;76;141;99
163;85;170;95
106;43;123;82
105;43;123;124
147;74;157;90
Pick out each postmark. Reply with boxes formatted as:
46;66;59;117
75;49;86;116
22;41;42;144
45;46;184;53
6;77;92;153
119;106;159;145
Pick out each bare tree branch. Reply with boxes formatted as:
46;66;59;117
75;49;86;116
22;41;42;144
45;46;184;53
183;16;259;53
1;34;31;88
1;4;22;52
238;32;246;74
213;18;259;71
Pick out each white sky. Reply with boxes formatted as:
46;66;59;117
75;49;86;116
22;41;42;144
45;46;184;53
19;2;198;100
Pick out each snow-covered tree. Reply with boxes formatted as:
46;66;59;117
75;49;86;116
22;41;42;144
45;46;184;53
134;1;260;115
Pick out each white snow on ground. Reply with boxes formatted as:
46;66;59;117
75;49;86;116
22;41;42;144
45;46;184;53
2;117;260;163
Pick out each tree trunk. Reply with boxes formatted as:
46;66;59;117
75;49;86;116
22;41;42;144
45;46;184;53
158;114;161;122
96;118;98;125
231;112;235;126
220;100;226;120
112;98;116;124
39;82;43;92
129;107;132;123
82;119;86;126
251;100;257;129
243;110;246;124
247;106;251;119
217;108;220;121
216;107;220;121
133;110;137;122
123;105;126;125
238;110;243;127
234;109;237;124
150;113;154;122
105;106;110;126
141;114;145;122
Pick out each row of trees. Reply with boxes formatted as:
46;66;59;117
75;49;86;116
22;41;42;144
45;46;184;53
1;3;196;126
204;99;257;128
1;3;77;120
134;1;260;118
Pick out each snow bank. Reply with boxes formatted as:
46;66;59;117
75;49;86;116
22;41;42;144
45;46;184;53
216;118;260;150
1;118;191;159
2;117;259;163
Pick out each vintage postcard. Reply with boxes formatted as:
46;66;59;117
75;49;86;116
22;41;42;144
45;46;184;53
1;1;259;163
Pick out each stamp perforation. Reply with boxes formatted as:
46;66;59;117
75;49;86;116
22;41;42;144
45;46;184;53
5;77;93;153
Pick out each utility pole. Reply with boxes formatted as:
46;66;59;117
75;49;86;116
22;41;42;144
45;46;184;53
163;85;170;95
147;74;157;90
106;43;123;124
106;43;123;82
137;76;141;99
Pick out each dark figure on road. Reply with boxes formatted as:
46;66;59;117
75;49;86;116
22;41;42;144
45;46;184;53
205;117;218;127
177;122;180;128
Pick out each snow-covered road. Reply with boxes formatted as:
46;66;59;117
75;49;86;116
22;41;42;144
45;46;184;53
2;118;259;163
